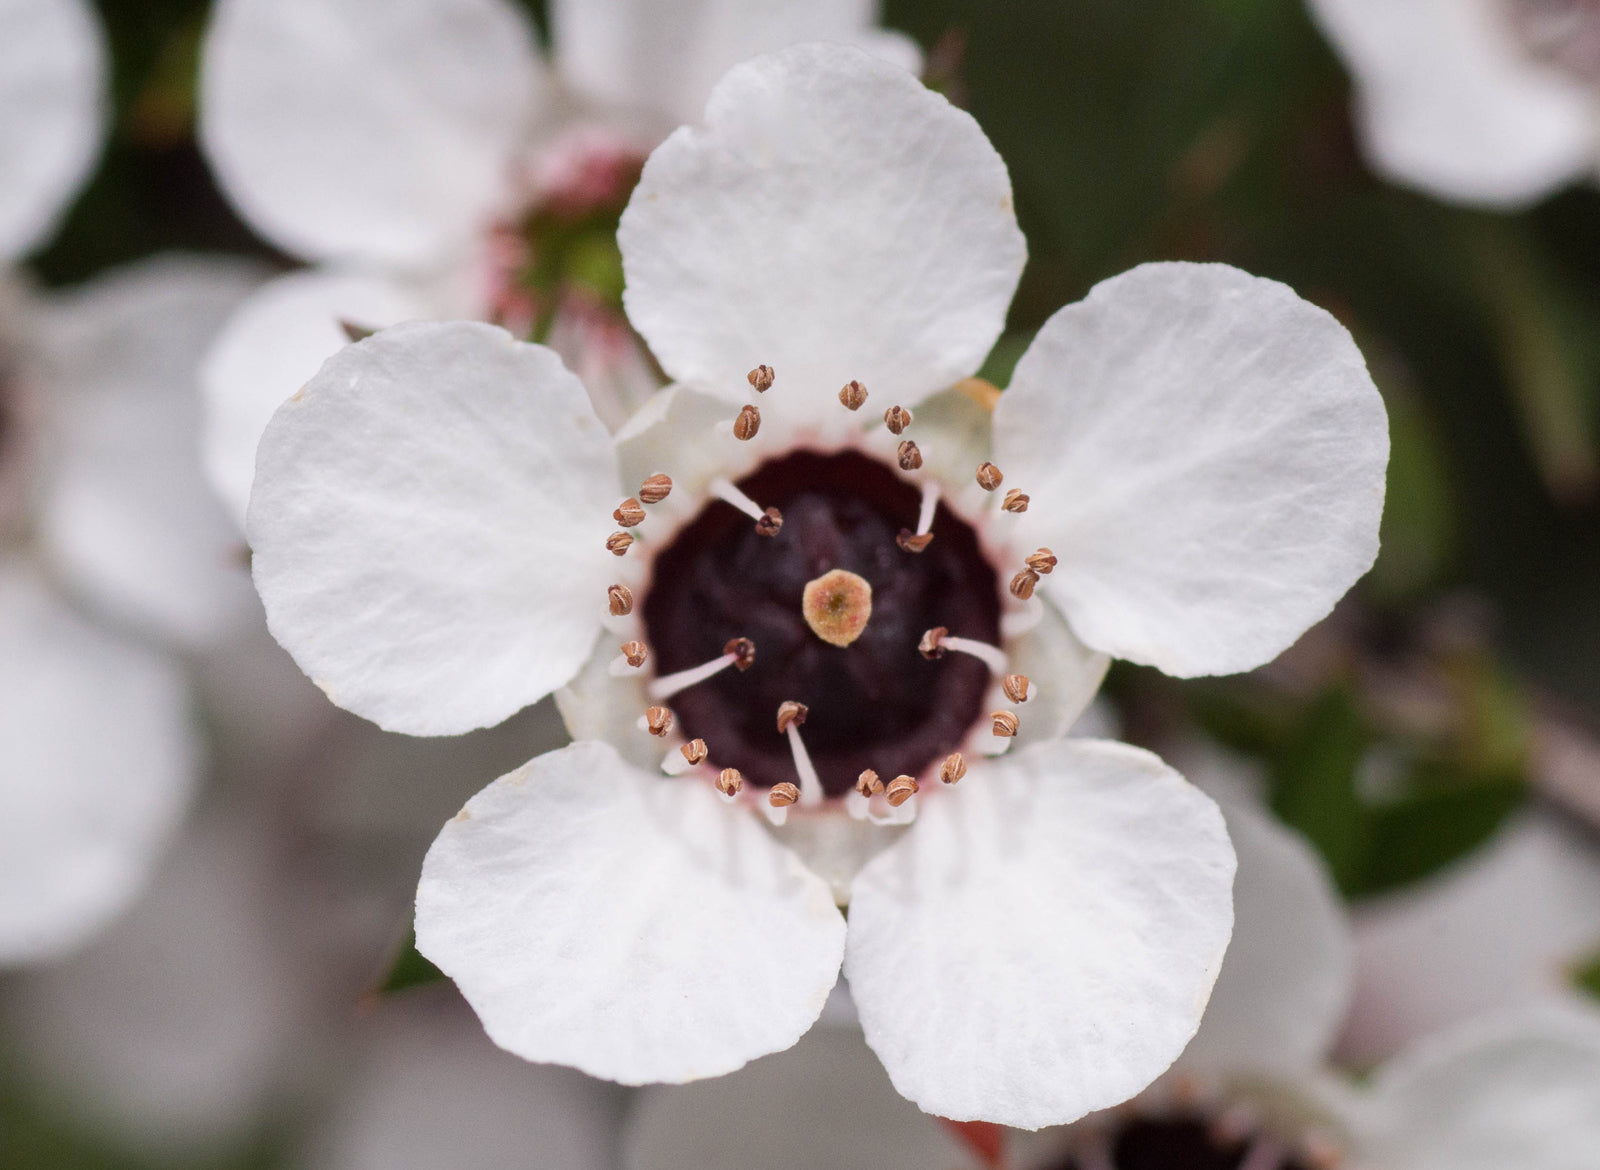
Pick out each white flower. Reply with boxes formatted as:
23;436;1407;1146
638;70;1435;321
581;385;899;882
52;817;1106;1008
247;43;1388;1127
196;0;919;528
1307;0;1600;207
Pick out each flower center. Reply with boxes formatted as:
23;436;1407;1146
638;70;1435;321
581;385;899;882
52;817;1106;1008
641;450;1001;798
1506;0;1600;84
1046;1116;1320;1170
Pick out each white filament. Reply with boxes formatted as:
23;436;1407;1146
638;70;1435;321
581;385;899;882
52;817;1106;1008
784;724;824;806
915;481;940;535
709;476;765;520
943;634;1008;675
649;651;737;700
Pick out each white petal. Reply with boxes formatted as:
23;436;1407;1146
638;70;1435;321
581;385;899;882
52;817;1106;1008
1307;0;1595;207
1359;1002;1600;1170
1180;797;1350;1076
844;738;1235;1128
1338;810;1600;1067
624;1027;974;1170
249;321;617;735
201;267;452;530
995;263;1388;677
33;256;264;649
307;999;619;1170
618;42;1025;421
0;563;198;966
415;741;846;1084
199;0;542;265
0;0;104;260
552;0;918;129
1007;599;1111;753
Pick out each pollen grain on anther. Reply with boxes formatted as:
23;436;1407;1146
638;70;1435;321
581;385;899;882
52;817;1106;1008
1002;489;1030;513
839;379;868;410
607;583;634;616
1002;673;1031;703
883;404;913;434
992;710;1020;738
733;404;761;441
747;364;775;393
614;497;646;527
606;530;634;556
621;640;648;667
939;752;967;784
716;767;744;797
639;473;673;504
682;738;709;765
885;774;919;806
976;461;1003;491
645;706;674;737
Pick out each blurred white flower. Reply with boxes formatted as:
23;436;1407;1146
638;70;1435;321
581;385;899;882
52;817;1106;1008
196;0;920;527
245;43;1388;1127
1307;0;1600;207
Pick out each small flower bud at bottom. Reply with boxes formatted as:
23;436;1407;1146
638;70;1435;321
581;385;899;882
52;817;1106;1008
896;529;933;553
885;775;919;806
1002;489;1030;513
855;769;883;796
918;626;948;659
747;364;775;393
645;706;673;737
939;753;967;784
614;498;646;527
769;781;800;807
608;584;634;616
716;767;743;796
1025;547;1057;575
1009;569;1040;600
606;531;634;556
839;380;868;410
897;440;923;471
733;404;761;440
883;405;913;434
992;710;1020;737
755;506;783;536
724;637;757;670
682;738;709;765
1002;673;1031;703
776;700;808;733
639;473;673;504
976;461;1003;490
802;569;873;647
621;640;648;668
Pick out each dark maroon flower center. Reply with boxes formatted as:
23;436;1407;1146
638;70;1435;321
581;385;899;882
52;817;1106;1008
1047;1118;1315;1170
642;450;1001;797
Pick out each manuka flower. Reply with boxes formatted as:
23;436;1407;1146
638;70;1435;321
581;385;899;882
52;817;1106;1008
247;44;1389;1127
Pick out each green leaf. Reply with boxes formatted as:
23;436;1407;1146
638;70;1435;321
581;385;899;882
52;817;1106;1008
1573;948;1600;1005
375;927;447;996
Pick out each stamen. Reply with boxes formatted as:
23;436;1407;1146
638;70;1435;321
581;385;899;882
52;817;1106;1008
777;701;823;806
733;404;761;441
717;767;744;797
1009;569;1040;600
682;738;709;766
769;782;800;807
1239;1135;1289;1170
939;753;966;784
747;365;775;393
992;710;1020;737
802;569;873;647
613;498;646;527
918;626;948;659
896;530;933;553
975;461;1003;491
776;700;807;733
710;477;784;536
609;640;649;675
644;706;674;737
855;769;883;797
838;380;868;410
1002;673;1031;702
896;440;922;471
1025;547;1057;575
605;531;634;556
648;639;755;700
1001;489;1029;513
639;473;673;504
883;404;913;434
885;774;919;806
915;481;940;536
941;634;1008;675
607;584;634;616
754;507;784;537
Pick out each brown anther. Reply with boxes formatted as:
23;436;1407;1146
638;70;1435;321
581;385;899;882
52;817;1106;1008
754;506;783;536
747;364;775;393
975;461;1003;491
769;781;801;807
883;404;913;434
896;440;922;471
606;531;634;556
992;710;1020;737
855;769;883;797
716;766;743;796
724;637;757;671
607;584;634;616
917;626;948;659
885;774;919;806
682;739;709;765
1002;673;1031;703
1002;489;1030;513
733;404;761;441
639;473;673;504
839;380;868;410
776;700;808;734
801;569;873;647
621;640;648;668
896;529;934;553
1009;569;1040;600
645;706;674;737
613;497;646;527
1025;548;1057;575
939;753;967;785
